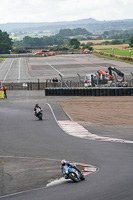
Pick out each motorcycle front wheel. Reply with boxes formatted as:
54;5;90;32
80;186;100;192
69;172;79;182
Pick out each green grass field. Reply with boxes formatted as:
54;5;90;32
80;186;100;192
0;58;4;63
100;49;133;57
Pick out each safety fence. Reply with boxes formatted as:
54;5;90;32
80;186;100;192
94;50;133;62
1;81;81;90
0;51;83;58
45;87;133;96
1;82;60;90
1;80;133;91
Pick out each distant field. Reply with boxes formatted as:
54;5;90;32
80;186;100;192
80;40;112;44
99;48;133;57
80;40;129;50
93;44;129;50
11;31;52;40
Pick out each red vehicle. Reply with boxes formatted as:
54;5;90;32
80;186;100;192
34;52;44;55
48;51;55;56
37;52;44;55
97;70;114;80
82;49;90;54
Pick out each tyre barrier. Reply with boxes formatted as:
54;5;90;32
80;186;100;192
45;87;133;96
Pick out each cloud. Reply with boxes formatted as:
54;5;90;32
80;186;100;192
0;0;133;23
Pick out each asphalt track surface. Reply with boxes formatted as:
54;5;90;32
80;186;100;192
0;55;133;200
0;58;30;83
0;54;133;82
0;92;133;200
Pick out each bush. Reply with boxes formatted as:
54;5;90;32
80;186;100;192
70;38;80;49
129;36;133;47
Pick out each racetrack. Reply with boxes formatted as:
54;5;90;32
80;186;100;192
0;54;133;199
0;91;133;200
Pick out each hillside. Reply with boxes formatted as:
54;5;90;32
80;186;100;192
0;18;133;35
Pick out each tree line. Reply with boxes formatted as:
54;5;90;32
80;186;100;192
1;27;133;54
58;28;92;37
0;30;13;54
13;28;92;48
102;29;133;40
14;35;69;48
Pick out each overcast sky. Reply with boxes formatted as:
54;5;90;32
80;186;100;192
0;0;133;23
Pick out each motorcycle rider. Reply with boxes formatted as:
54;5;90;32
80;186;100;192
2;85;7;98
34;104;42;117
60;159;81;173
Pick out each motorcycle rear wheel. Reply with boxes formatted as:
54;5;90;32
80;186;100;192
80;173;85;180
38;114;42;120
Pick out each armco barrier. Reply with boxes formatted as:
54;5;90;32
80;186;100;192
45;87;133;96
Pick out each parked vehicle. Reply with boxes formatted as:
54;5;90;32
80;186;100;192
84;66;127;87
108;66;124;81
84;72;110;87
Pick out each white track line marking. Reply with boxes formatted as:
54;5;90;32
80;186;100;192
0;59;7;70
46;62;64;76
3;59;14;82
18;58;21;82
58;120;133;144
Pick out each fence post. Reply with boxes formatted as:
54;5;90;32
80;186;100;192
38;79;40;90
59;74;63;88
11;82;14;90
77;73;81;87
30;82;32;90
27;82;29;90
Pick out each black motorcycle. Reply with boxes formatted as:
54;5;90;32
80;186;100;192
34;109;43;120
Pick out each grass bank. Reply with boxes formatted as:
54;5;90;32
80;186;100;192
0;58;4;63
99;49;133;57
94;50;133;64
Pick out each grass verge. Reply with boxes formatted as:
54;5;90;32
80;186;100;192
99;49;133;57
93;52;133;64
0;58;4;63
